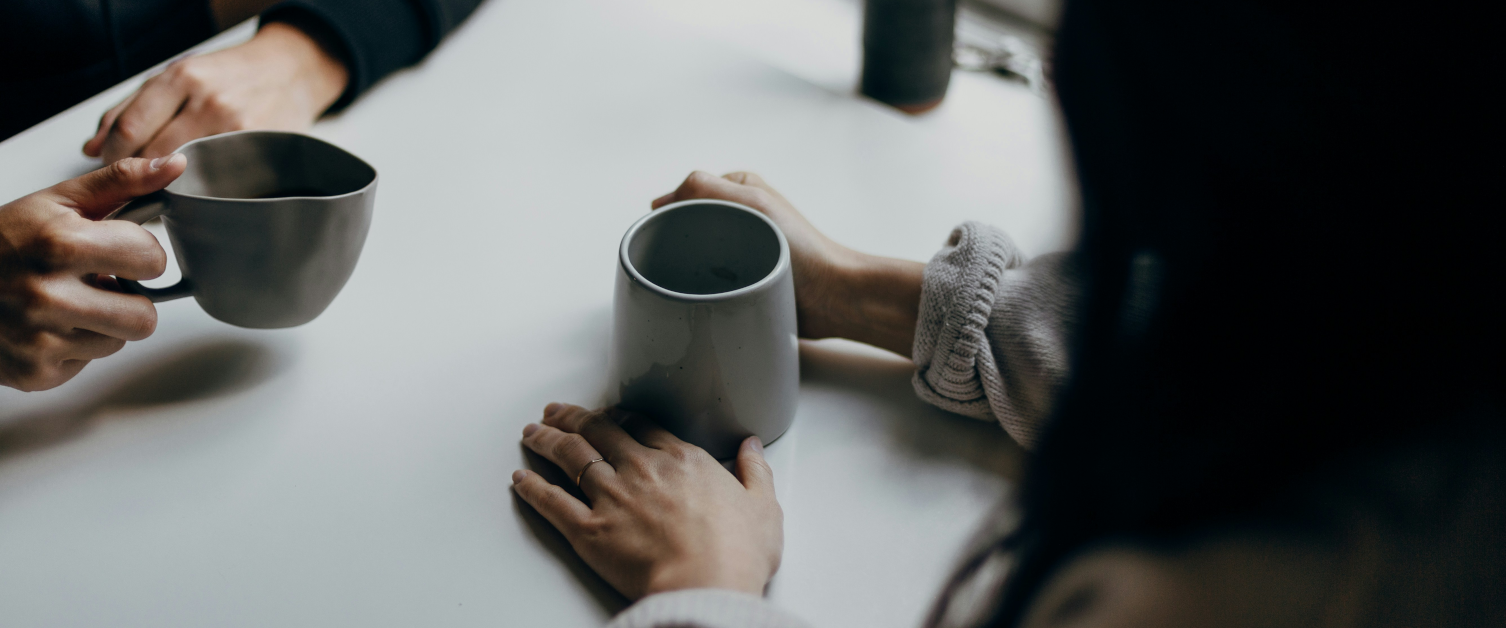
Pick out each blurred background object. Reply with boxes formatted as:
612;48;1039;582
860;0;958;114
637;0;1058;110
858;0;1059;113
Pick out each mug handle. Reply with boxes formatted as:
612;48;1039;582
107;192;193;303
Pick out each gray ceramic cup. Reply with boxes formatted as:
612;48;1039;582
609;199;800;460
107;130;377;329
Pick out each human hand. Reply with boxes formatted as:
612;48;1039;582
83;21;349;164
511;403;783;600
0;156;183;391
653;171;925;357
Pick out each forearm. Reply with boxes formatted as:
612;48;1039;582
251;20;349;114
814;251;925;358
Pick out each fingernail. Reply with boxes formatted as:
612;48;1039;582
746;436;764;455
651;192;675;207
511;469;527;484
523;423;540;437
544;402;563;417
149;154;178;170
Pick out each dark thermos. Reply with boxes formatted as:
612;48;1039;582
860;0;957;113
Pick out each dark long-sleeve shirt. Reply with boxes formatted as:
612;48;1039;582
0;0;215;142
0;0;483;142
263;0;484;110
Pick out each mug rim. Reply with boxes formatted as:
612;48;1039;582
161;130;377;203
619;199;792;303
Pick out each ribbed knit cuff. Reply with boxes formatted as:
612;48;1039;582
607;589;811;628
911;222;1024;420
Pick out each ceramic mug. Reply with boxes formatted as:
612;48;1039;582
609;199;800;459
107;130;378;329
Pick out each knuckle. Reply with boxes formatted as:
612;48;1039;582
19;332;65;364
685;170;716;191
199;92;226;112
103;159;136;186
543;404;583;428
555;433;592;459
516;474;549;500
619;455;652;476
16;278;57;318
200;93;239;120
120;304;158;340
576;516;613;541
28;224;82;268
35;331;65;354
142;241;168;276
173;61;208;89
578;410;613;433
667;443;700;462
111;115;146;144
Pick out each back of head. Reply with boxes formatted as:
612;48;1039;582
990;0;1504;625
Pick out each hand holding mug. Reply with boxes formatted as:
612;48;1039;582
0;156;183;391
652;171;925;357
512;403;783;600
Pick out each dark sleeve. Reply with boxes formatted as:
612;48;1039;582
261;0;485;111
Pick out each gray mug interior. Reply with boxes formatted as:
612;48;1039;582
167;132;376;200
627;203;782;295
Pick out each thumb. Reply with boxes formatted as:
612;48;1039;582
734;436;775;496
48;154;186;219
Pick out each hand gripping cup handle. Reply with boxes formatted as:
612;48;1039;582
107;191;194;303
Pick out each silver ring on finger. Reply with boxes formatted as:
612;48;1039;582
575;457;609;488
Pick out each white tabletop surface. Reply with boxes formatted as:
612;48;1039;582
0;0;1075;626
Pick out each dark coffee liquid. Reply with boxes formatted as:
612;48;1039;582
253;187;334;199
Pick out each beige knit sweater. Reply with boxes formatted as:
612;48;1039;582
606;222;1080;628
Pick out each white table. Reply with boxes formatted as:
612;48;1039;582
0;1;1075;626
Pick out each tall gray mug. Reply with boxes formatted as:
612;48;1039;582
609;200;799;460
107;130;377;329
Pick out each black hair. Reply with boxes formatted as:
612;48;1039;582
933;1;1504;625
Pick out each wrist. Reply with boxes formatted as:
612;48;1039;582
820;250;925;357
644;560;768;599
255;21;350;114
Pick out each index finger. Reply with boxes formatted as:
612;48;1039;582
47;156;186;218
32;217;167;280
651;170;775;211
541;403;648;460
99;70;189;163
84;94;136;157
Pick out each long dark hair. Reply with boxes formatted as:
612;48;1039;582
933;1;1503;625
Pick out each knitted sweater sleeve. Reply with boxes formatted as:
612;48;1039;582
911;222;1080;448
606;590;813;628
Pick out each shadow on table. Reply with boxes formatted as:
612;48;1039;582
798;339;1027;482
514;446;632;617
0;338;283;462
